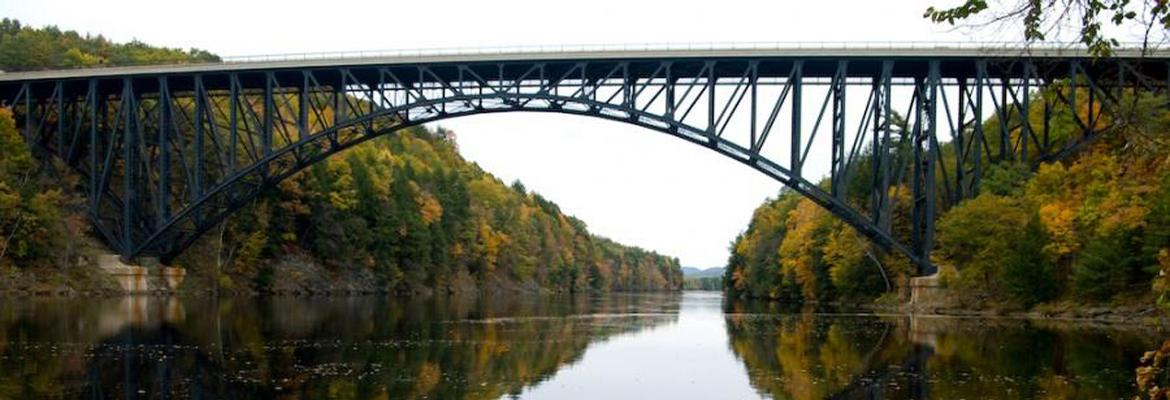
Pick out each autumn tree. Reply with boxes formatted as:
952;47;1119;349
0;108;75;268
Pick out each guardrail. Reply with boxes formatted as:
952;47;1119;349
219;41;1165;63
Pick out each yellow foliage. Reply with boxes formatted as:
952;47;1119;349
1038;202;1078;257
410;182;444;226
824;223;865;289
779;199;831;300
473;218;507;273
1026;162;1071;205
323;159;358;211
1027;148;1158;258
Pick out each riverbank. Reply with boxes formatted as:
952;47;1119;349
4;244;1163;326
5;264;1165;328
0;250;677;298
899;297;1170;325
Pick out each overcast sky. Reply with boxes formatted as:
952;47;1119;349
2;0;1033;267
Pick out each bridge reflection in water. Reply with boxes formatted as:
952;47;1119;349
0;293;1158;399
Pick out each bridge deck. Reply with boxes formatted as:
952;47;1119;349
1;46;1167;84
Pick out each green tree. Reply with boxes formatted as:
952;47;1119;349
1074;227;1145;301
935;193;1038;295
1001;213;1059;306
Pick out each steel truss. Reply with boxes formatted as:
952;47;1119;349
1;55;1164;273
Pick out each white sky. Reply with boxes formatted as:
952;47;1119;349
2;0;1029;267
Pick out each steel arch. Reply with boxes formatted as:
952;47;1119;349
138;93;912;266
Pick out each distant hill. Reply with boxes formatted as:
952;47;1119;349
682;267;724;291
682;267;725;278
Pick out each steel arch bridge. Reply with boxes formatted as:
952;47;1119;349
0;46;1166;273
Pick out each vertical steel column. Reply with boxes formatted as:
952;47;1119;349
55;81;64;158
922;61;940;274
911;76;925;271
622;62;633;107
1043;97;1052;154
264;72;274;158
1088;80;1096;136
956;79;967;200
791;61;803;179
299;72;309;143
874;61;893;229
88;79;98;207
749;62;758;154
831;61;847;200
336;71;348;126
229;75;238;173
972;62;985;195
22;83;31;143
158;77;171;224
1021;62;1032;163
707;61;716;143
664;63;675;122
1070;61;1083;138
121;78;137;260
193;75;204;200
912;61;940;276
1000;75;1010;161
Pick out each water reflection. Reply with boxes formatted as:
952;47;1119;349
0;293;1162;399
0;294;678;399
724;300;1163;399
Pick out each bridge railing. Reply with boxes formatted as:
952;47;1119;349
219;41;1162;64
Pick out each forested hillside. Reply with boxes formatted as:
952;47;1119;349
0;19;683;294
173;126;683;293
726;88;1170;309
0;18;218;71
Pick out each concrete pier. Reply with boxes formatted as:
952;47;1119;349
97;254;185;294
909;272;941;306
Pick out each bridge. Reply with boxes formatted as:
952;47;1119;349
1;44;1166;273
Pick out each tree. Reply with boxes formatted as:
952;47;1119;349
935;193;1037;294
823;222;885;300
779;199;834;301
1074;227;1144;300
925;0;1169;57
0;19;219;72
0;108;68;267
1001;213;1059;305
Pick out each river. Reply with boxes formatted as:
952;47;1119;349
0;291;1160;399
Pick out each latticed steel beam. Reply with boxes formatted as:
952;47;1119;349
0;53;1164;275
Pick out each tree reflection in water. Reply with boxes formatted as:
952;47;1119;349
723;299;1161;400
0;294;1162;399
0;294;679;399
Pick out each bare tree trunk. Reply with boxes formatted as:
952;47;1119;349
0;213;26;262
856;234;893;292
214;222;228;296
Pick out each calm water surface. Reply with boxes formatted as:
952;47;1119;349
0;291;1162;399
